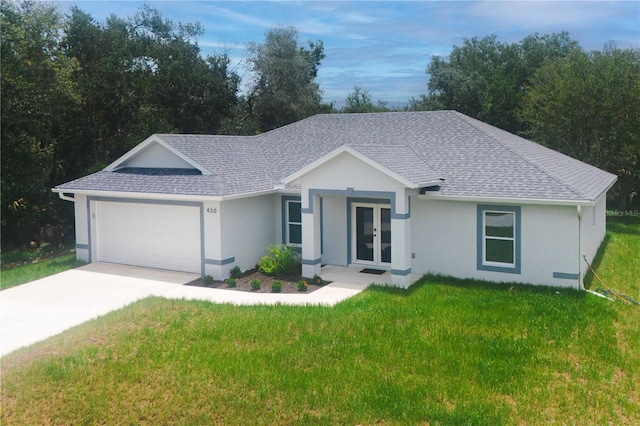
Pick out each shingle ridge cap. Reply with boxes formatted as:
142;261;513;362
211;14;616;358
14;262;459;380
453;111;588;200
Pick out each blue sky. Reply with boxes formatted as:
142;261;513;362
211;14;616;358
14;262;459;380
58;1;640;107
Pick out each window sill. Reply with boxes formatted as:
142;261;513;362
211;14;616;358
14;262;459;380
478;263;520;274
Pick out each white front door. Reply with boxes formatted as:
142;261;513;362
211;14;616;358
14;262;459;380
352;203;391;266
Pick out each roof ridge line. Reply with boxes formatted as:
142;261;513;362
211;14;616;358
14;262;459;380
453;112;587;200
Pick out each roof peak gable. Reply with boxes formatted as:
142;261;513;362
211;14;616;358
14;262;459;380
283;144;443;189
104;135;214;175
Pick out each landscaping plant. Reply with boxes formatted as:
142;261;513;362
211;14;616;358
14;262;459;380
229;266;242;279
297;279;308;292
250;278;262;290
258;244;300;276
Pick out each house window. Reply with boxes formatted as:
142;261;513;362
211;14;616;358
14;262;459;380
286;199;302;246
477;205;521;274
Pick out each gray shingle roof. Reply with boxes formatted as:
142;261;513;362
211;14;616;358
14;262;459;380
55;110;617;202
347;144;442;186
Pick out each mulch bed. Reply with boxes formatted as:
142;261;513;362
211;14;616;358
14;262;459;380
185;268;330;294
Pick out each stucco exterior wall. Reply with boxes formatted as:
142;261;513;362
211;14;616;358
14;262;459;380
300;152;407;197
580;194;607;277
219;194;277;277
122;142;194;169
411;199;581;288
73;194;90;262
202;200;222;278
321;195;348;266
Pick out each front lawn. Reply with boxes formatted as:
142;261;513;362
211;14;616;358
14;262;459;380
1;222;638;424
0;253;86;291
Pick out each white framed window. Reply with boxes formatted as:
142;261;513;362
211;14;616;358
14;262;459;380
477;205;521;274
286;199;302;246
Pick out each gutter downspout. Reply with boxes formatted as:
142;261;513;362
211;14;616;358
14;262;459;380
57;192;75;202
577;205;583;290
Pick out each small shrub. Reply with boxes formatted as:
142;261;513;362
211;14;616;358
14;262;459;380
225;277;237;288
250;278;262;290
203;275;214;285
271;280;283;293
229;266;242;279
297;279;308;292
258;256;278;275
312;274;323;285
258;244;300;276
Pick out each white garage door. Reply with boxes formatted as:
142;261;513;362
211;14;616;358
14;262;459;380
96;201;201;273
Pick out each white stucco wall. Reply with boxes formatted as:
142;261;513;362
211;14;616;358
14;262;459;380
321;195;348;266
300;152;406;196
411;199;582;288
202;200;222;278
122;142;194;169
580;194;607;277
219;194;277;277
73;194;90;262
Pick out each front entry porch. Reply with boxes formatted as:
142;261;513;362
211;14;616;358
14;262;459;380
320;265;422;287
300;190;414;288
281;144;437;289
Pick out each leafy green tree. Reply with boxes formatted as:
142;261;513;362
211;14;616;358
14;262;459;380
426;32;578;133
1;3;241;249
246;26;326;132
134;5;239;134
341;86;389;113
523;45;640;209
62;5;240;170
1;1;79;248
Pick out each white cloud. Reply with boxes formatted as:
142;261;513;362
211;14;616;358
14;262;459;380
468;1;625;31
203;4;275;29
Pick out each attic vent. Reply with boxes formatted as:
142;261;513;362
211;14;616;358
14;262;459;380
114;168;202;176
420;185;441;194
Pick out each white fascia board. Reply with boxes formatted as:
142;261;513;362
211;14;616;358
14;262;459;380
51;187;286;202
282;145;418;188
51;188;223;202
103;135;214;176
218;188;280;201
418;193;595;207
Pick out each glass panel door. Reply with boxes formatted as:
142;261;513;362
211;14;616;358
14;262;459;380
355;206;374;262
353;203;391;266
380;208;391;264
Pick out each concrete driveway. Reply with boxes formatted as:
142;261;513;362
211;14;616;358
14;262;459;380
0;263;368;356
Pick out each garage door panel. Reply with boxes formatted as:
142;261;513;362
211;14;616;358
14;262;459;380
96;201;201;273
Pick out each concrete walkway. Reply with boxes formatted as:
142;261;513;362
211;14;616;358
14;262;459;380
0;263;369;356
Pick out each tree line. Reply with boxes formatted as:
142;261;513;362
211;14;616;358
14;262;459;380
1;1;638;250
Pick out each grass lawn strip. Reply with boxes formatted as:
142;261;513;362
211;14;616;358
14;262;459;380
1;221;638;424
0;253;86;290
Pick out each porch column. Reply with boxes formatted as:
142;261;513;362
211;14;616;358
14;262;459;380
301;192;322;278
391;193;412;288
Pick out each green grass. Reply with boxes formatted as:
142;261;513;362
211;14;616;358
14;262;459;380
0;253;86;290
584;221;640;301
1;221;638;424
